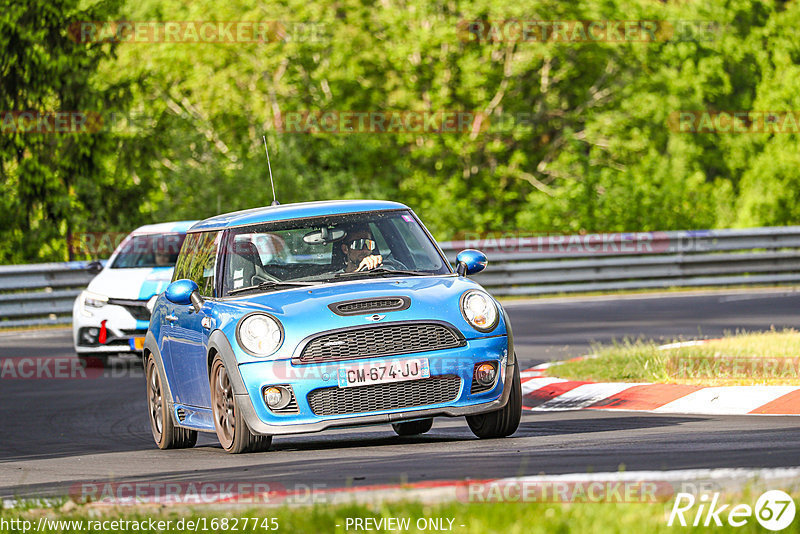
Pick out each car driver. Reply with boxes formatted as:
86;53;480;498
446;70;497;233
341;226;382;272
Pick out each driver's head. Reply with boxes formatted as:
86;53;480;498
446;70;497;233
341;225;376;266
152;236;174;267
153;250;171;266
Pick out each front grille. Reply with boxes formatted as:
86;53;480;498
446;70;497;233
108;298;151;321
329;297;410;316
296;322;464;364
76;327;134;347
121;329;148;336
307;375;461;416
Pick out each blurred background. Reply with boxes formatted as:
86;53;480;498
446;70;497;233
2;0;799;263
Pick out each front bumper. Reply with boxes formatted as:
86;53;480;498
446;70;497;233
72;297;150;354
235;335;512;436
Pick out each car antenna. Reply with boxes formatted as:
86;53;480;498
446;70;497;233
263;135;280;206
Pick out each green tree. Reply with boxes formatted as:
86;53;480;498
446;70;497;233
5;0;800;264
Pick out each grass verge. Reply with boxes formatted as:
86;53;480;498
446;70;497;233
553;329;800;385
3;497;799;534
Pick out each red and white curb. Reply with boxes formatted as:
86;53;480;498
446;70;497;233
521;365;800;416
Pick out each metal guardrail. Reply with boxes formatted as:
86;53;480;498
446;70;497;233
2;227;800;328
0;262;99;328
438;226;800;296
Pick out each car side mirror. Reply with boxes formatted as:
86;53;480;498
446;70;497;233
456;249;488;277
165;279;203;312
87;260;103;275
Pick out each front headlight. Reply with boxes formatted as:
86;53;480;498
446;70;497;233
236;313;283;356
83;291;108;308
460;290;499;332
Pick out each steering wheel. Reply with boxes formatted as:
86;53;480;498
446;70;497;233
380;255;408;270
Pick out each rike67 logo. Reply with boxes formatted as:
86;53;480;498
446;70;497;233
668;490;796;530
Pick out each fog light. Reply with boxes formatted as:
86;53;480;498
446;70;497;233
475;363;497;386
80;328;99;345
264;386;292;410
265;387;283;407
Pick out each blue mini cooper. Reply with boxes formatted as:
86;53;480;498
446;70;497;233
144;200;521;453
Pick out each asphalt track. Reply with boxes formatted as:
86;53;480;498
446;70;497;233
1;288;799;500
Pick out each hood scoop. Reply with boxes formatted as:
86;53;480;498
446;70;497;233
328;296;411;316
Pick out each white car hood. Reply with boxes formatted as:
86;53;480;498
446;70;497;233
86;267;174;300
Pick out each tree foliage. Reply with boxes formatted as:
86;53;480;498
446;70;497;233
2;0;800;262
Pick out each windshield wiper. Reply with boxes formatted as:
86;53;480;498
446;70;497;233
228;280;319;295
333;268;430;279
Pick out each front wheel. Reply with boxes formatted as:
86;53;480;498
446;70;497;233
210;355;272;454
146;353;197;449
466;360;522;439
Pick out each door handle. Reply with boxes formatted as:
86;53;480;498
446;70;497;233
166;314;178;323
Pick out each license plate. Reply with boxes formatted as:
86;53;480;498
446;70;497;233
130;337;145;350
337;358;430;388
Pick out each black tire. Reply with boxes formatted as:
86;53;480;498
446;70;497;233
466;360;522;439
146;353;197;449
392;418;433;436
210;355;272;454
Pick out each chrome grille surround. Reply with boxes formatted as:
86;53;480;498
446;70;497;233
108;298;151;321
294;321;465;364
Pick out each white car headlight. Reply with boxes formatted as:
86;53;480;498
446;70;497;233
460;290;498;332
83;290;108;308
237;313;283;356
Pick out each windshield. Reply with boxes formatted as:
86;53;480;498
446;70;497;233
222;210;450;296
110;233;187;269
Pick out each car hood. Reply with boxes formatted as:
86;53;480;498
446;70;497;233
215;275;507;361
87;267;174;300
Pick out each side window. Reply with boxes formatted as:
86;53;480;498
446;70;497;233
172;234;198;282
173;232;219;297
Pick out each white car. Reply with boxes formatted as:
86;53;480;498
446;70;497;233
72;221;197;360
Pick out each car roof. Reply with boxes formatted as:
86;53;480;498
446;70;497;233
132;220;198;234
189;200;409;232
